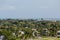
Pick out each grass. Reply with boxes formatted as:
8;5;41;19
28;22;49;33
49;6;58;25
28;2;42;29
27;37;60;40
16;37;60;40
42;37;60;40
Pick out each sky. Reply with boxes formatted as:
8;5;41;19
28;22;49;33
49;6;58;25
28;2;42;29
0;0;60;19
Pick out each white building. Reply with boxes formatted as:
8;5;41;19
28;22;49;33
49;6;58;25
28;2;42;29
57;31;60;37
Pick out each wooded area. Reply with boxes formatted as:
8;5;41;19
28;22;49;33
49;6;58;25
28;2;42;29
0;19;60;40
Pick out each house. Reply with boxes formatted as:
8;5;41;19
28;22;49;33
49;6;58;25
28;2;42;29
18;31;24;37
57;31;60;37
42;28;49;36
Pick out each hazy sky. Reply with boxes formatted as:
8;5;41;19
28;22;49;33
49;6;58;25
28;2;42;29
0;0;60;19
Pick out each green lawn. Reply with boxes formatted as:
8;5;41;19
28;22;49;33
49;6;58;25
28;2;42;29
27;37;60;40
16;37;60;40
41;37;60;40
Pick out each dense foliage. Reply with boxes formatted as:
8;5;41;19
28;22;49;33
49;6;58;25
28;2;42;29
0;19;60;40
